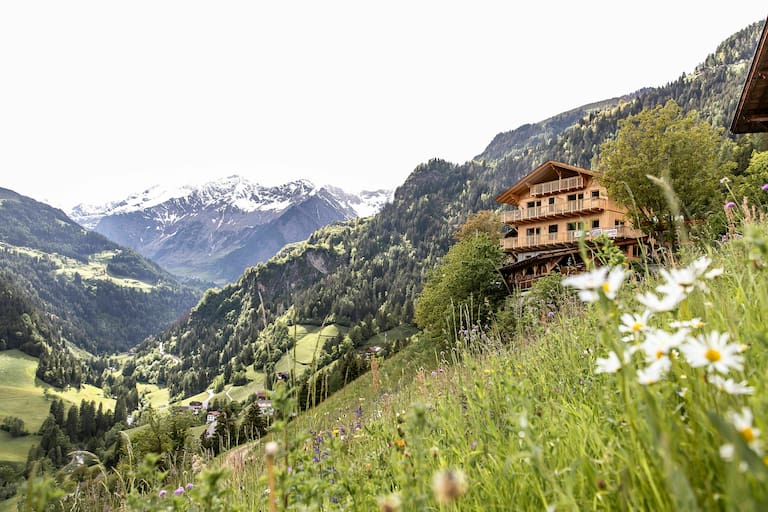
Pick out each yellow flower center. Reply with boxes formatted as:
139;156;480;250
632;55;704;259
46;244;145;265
741;427;755;444
601;282;611;293
656;350;664;360
632;322;643;332
705;348;721;363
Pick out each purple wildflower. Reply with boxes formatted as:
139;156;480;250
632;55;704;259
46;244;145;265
185;483;194;490
725;201;737;209
470;441;478;449
762;183;768;191
174;487;184;496
547;311;555;318
158;490;167;498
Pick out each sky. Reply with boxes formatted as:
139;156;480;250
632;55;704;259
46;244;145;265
1;2;767;210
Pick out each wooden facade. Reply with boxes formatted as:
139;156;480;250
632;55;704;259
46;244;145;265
496;160;644;289
731;17;768;134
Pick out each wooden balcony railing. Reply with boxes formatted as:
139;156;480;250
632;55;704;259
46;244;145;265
529;176;583;196
501;225;644;251
500;197;606;224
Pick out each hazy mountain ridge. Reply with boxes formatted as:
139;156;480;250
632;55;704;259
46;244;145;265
70;176;392;284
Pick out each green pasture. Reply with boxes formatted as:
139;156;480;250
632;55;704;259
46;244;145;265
0;350;114;436
0;350;53;433
0;430;39;464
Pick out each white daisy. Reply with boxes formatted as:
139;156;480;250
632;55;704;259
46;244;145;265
669;318;705;330
595;351;621;374
563;266;626;303
619;311;651;337
728;407;762;454
709;375;754;395
680;331;744;374
636;358;670;385
636;286;686;313
639;328;687;364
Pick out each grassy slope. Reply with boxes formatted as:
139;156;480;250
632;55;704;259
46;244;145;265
0;350;52;433
0;349;115;465
212;223;768;510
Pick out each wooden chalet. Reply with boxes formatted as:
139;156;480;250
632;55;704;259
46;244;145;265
731;17;768;133
496;160;644;290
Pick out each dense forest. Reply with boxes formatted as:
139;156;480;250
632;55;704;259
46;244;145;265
0;188;199;358
134;20;768;400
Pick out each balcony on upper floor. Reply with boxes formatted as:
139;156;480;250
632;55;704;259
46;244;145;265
528;176;583;196
500;197;606;224
501;225;645;252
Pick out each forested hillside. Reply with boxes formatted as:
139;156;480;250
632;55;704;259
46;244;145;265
0;188;198;359
138;20;768;399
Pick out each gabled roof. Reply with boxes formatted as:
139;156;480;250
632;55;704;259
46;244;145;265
495;160;598;205
731;18;768;133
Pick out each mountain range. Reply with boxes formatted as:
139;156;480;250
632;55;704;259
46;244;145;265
70;177;392;284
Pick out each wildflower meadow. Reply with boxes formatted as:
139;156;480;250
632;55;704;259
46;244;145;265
17;206;768;511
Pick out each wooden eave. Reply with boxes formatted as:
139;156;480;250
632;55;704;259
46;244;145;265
731;18;768;133
495;160;599;205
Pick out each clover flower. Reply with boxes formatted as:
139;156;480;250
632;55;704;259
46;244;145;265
174;487;184;496
725;201;737;209
680;331;744;374
432;469;468;505
378;493;402;512
158;490;167;498
763;183;768;191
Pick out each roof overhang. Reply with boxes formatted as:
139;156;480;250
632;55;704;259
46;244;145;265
495;160;598;205
731;18;768;133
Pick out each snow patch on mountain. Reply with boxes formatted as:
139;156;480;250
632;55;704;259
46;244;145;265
71;176;391;230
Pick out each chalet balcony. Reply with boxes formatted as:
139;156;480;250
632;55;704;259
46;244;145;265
529;176;583;196
500;197;606;224
501;225;644;252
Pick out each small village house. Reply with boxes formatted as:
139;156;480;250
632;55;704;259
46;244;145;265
206;410;221;424
496;160;644;289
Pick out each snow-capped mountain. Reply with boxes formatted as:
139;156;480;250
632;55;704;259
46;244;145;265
69;176;391;284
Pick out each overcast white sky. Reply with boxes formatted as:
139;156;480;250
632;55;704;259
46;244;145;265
1;2;766;209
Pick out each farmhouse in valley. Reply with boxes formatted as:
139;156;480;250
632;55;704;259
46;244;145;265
496;160;644;289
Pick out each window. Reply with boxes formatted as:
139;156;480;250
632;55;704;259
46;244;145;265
527;201;536;208
548;224;558;233
567;194;577;201
591;190;600;198
567;222;584;231
548;197;555;205
526;228;535;236
592;219;600;228
614;220;626;227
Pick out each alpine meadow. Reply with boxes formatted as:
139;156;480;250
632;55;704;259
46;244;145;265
3;16;768;512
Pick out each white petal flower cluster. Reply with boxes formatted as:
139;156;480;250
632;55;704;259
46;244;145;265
563;266;627;303
636;256;723;312
568;257;751;395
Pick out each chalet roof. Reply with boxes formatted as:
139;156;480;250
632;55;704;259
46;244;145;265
731;18;768;133
495;160;599;205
